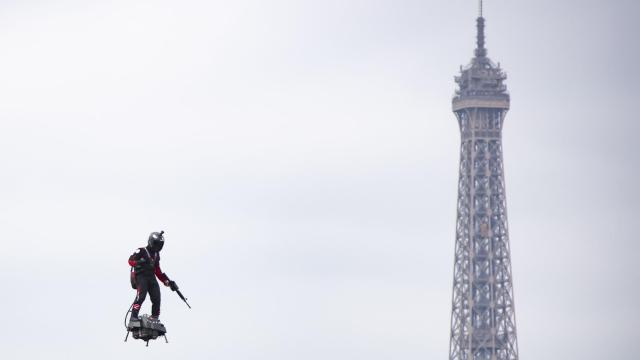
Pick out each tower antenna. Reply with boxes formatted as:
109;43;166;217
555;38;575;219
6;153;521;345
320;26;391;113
475;0;486;56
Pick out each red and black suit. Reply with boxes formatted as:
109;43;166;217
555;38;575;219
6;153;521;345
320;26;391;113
128;247;170;318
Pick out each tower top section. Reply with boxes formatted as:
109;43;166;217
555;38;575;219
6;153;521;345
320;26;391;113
453;1;509;112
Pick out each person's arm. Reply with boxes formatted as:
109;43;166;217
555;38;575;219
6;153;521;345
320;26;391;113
154;258;170;285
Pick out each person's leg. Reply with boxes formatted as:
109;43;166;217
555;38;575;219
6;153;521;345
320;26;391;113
149;279;161;318
131;276;150;319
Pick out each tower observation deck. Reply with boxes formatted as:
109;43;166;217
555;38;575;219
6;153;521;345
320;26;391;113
448;2;519;360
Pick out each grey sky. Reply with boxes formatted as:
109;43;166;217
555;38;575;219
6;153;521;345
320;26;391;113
0;0;638;359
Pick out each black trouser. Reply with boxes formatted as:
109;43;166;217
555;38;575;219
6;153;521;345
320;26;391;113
132;274;161;318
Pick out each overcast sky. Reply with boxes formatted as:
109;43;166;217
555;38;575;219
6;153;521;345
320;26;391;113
0;0;639;359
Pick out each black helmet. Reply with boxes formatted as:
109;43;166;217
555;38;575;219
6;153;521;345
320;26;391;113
148;231;165;252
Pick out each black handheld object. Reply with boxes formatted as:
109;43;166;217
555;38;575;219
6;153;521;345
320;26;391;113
168;280;178;291
168;280;191;308
174;288;191;309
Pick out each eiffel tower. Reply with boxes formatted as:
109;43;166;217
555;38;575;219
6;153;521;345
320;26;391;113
448;2;519;359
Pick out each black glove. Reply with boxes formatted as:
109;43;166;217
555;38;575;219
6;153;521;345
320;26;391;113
168;280;179;291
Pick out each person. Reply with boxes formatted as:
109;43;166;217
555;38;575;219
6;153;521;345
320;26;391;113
128;231;178;321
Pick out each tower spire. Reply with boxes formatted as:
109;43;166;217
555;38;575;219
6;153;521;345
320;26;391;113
475;0;487;57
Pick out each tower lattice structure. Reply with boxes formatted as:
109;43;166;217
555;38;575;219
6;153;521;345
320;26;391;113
448;5;519;360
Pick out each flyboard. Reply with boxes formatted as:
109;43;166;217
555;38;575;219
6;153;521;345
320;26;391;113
125;314;168;345
124;287;191;346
